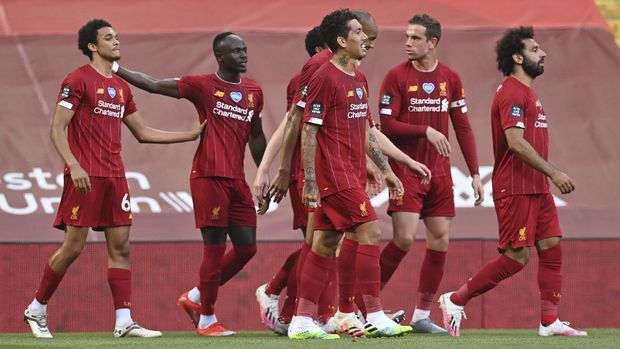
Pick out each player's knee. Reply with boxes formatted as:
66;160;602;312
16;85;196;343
394;233;414;251
506;246;530;265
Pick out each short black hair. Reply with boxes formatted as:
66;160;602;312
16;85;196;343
408;14;441;43
78;19;112;60
304;26;324;57
213;32;237;54
496;26;535;76
319;9;360;52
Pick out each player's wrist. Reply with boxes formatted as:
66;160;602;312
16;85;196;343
111;61;119;73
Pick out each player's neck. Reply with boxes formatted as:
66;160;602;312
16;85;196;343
89;58;114;78
216;70;241;84
331;53;356;75
411;56;438;72
511;69;535;87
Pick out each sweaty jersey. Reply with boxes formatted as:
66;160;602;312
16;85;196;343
304;63;371;197
491;76;549;199
379;61;479;178
56;64;137;177
177;74;263;179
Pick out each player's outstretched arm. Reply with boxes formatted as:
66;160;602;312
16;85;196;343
114;63;180;98
505;127;575;194
267;105;304;202
123;112;205;144
50;105;91;193
366;126;404;200
301;123;320;207
371;127;431;184
253;116;287;206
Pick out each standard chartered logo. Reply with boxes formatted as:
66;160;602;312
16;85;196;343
408;97;448;113
348;103;368;118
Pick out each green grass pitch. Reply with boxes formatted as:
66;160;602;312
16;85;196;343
0;330;617;349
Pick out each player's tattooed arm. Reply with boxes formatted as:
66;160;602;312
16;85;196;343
115;66;180;98
301;123;320;207
366;127;389;173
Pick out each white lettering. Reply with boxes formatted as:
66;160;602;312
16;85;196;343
0;193;38;215
126;171;151;190
40;196;61;214
28;168;57;190
131;196;162;213
3;172;32;191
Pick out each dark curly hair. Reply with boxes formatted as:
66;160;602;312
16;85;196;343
319;9;360;52
304;26;324;57
408;14;441;44
496;26;535;76
78;19;112;60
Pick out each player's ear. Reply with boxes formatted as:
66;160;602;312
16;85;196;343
87;42;98;55
512;53;523;65
337;35;347;49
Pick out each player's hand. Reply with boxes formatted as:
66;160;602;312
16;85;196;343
267;168;291;203
302;179;320;208
471;174;484;206
366;162;383;197
253;170;270;206
426;127;451;157
550;171;575;194
256;194;271;215
407;159;432;185
69;164;91;193
384;171;404;200
190;120;207;140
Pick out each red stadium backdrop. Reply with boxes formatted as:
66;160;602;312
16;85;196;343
1;0;619;331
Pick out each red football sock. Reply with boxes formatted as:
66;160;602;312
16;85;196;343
296;251;333;318
538;244;562;325
108;268;132;309
199;244;226;315
416;249;446;310
35;264;65;304
451;254;524;306
318;259;338;321
279;255;298;323
338;238;358;313
266;248;300;296
379;241;408;287
219;244;256;285
296;242;311;290
356;244;382;314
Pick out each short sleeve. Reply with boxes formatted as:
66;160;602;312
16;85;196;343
498;89;526;130
303;72;333;126
122;85;138;117
176;75;203;104
378;69;401;118
56;73;84;111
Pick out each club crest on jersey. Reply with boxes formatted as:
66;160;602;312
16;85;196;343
230;91;242;103
60;86;72;99
518;227;527;241
359;201;368;217
422;82;435;94
440;82;447;96
107;87;116;98
356;87;363;99
70;206;79;220
248;93;255;107
212;206;221;220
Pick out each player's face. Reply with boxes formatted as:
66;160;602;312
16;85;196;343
218;36;248;73
405;24;433;61
343;19;368;60
94;27;121;61
361;21;378;51
520;38;546;78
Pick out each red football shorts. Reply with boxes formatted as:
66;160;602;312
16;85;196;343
494;193;562;252
191;177;256;228
313;188;377;232
54;175;132;231
289;180;308;230
387;174;455;218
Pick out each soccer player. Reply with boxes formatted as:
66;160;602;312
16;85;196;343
23;19;205;339
114;32;267;336
288;9;416;339
253;26;327;335
375;14;483;333
438;26;587;337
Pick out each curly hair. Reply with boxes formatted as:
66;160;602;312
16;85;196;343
78;19;112;60
304;26;324;57
496;26;535;76
319;9;360;52
408;14;441;44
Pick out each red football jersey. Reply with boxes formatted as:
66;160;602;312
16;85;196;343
287;73;301;111
56;64;137;177
177;74;263;179
491;76;549;199
292;49;332;108
379;61;479;178
303;63;371;197
286;73;302;181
